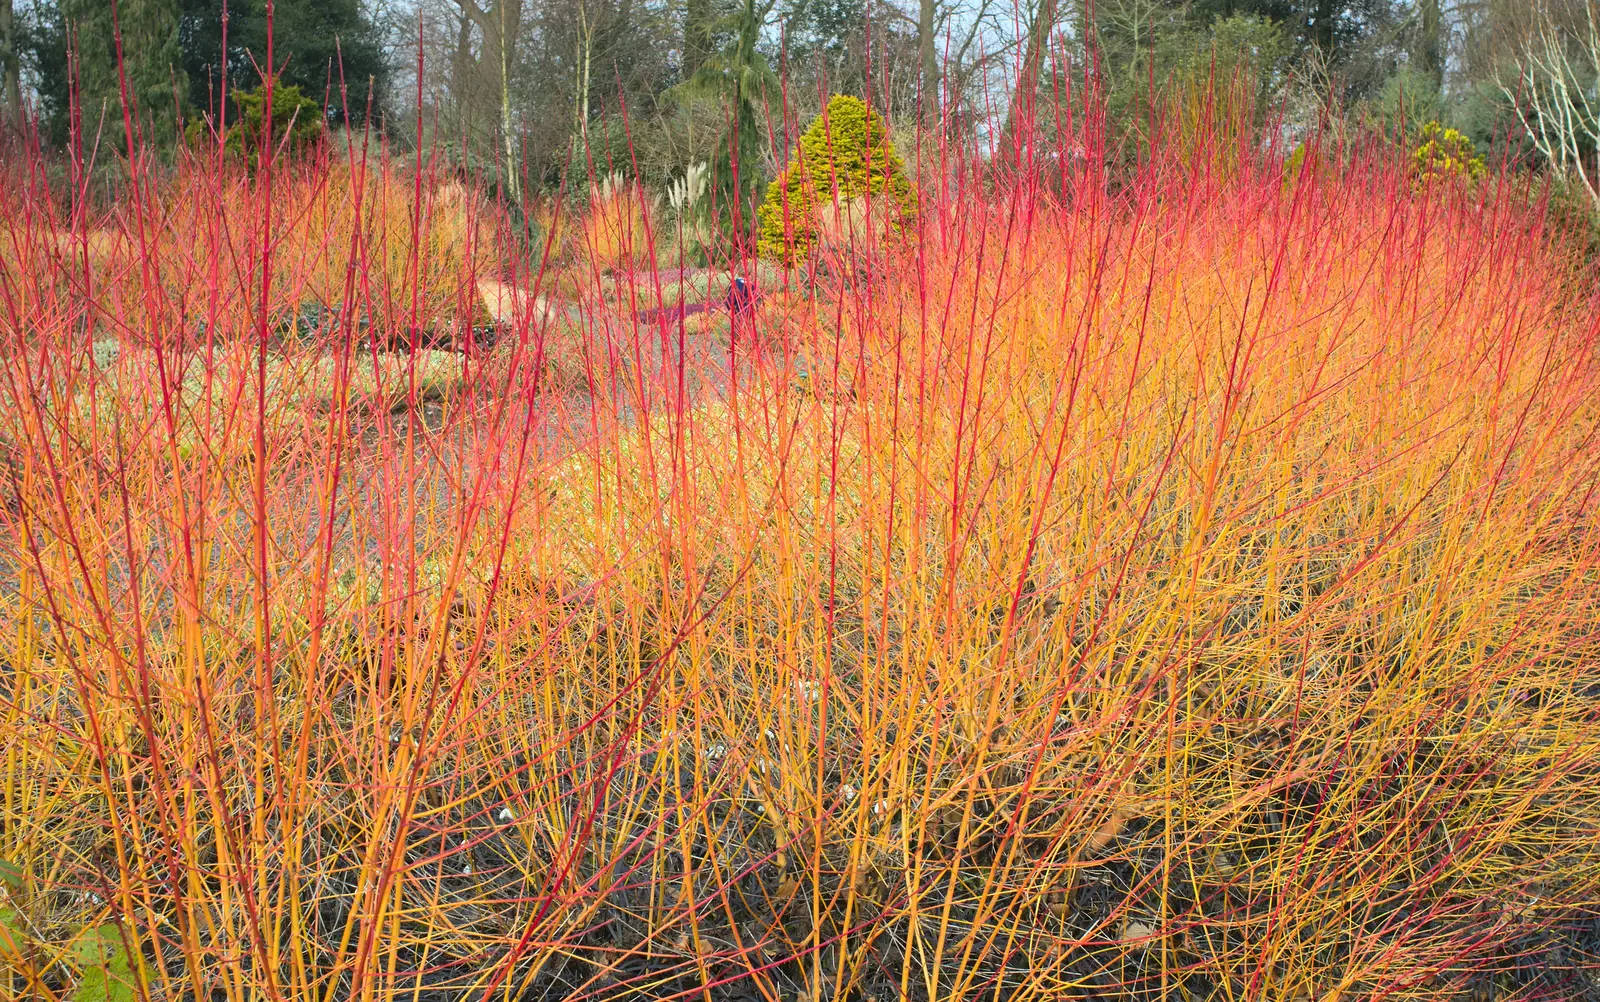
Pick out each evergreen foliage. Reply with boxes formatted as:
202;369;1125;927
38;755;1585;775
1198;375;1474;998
64;0;187;145
178;0;389;128
757;94;917;263
186;77;323;164
1411;120;1485;184
674;0;779;242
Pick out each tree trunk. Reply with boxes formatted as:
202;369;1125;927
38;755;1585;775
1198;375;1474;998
1417;0;1443;89
919;0;938;126
458;0;524;198
451;6;476;123
1310;0;1337;54
0;0;19;133
500;1;518;201
577;5;594;143
448;6;470;110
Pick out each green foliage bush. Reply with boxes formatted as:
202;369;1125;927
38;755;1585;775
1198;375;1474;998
186;78;323;164
1411;121;1485;185
757;95;917;264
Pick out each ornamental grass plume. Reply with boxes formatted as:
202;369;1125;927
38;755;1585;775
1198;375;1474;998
583;172;656;274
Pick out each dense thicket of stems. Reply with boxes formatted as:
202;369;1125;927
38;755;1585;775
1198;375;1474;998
0;75;1597;1002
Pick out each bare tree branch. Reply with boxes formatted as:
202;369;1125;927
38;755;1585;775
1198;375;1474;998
1499;1;1600;209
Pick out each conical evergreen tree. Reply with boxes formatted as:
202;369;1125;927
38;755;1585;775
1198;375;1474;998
757;95;917;264
674;0;779;244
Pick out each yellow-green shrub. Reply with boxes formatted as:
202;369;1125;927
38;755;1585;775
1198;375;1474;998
1411;121;1485;185
757;95;917;263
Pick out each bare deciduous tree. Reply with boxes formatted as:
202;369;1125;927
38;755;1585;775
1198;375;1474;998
1500;1;1600;209
449;0;526;198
